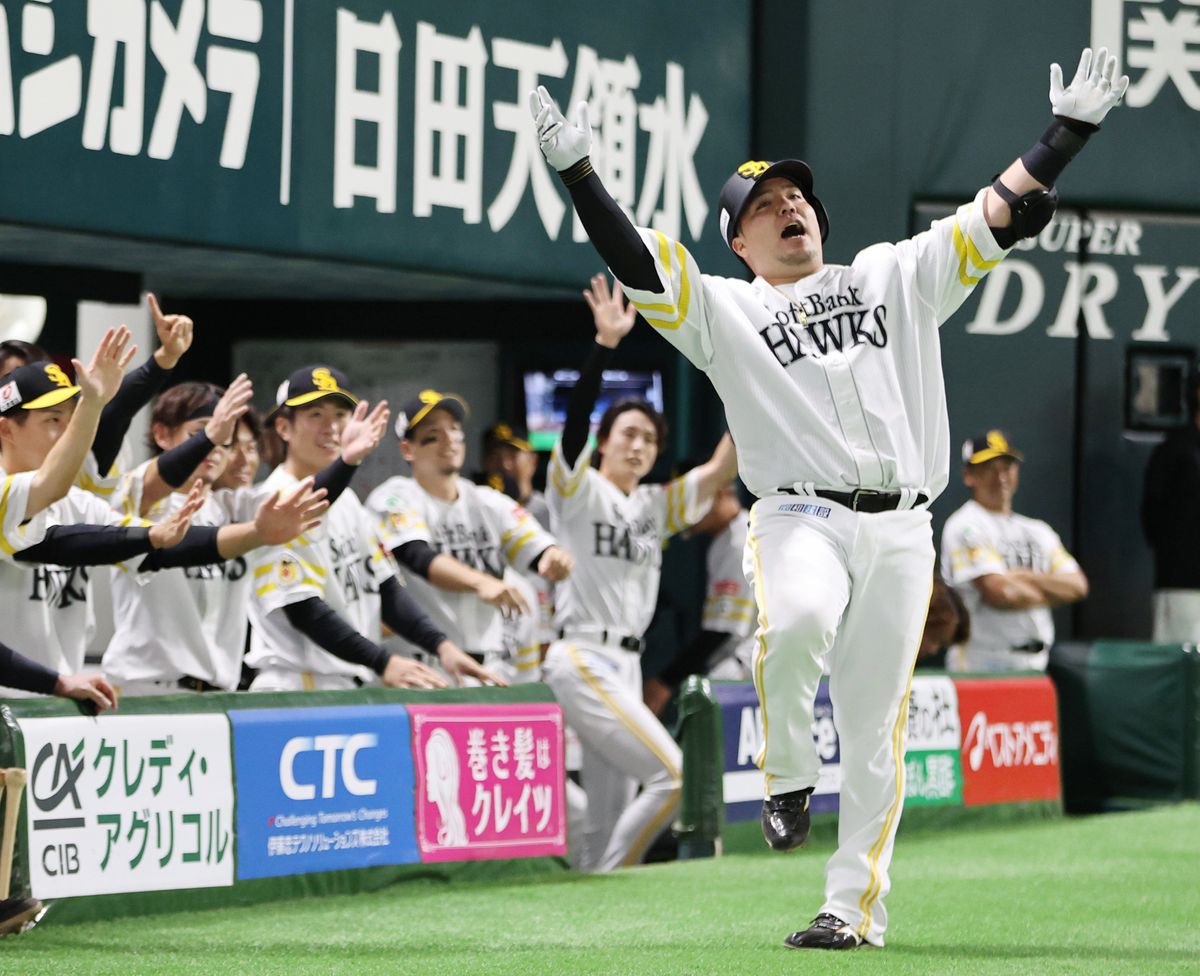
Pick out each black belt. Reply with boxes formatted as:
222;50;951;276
178;675;221;693
779;486;928;513
558;629;644;653
1011;641;1048;654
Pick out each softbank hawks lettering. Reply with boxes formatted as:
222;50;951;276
29;565;89;609
962;711;1058;773
592;516;659;565
279;734;378;800
759;294;889;369
183;556;248;582
432;522;504;577
328;533;379;604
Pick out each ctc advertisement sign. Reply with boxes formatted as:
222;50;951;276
956;677;1061;807
408;703;566;862
230;705;419;879
19;715;234;898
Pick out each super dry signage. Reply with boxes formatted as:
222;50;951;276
0;0;749;282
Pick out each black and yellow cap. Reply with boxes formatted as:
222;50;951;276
0;361;81;417
717;158;830;251
395;389;469;439
273;365;359;413
962;430;1024;465
482;421;532;454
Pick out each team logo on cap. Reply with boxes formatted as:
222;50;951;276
986;430;1009;451
312;367;338;392
44;363;73;388
0;380;20;413
418;389;440;404
737;160;770;179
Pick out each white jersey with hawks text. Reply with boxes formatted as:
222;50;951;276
102;461;263;690
366;475;556;654
621;189;1009;502
248;466;391;681
548;440;709;638
0;484;143;691
941;499;1081;671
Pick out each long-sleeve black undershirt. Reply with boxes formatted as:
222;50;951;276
561;342;615;468
379;576;447;655
281;598;391;674
0;639;59;695
92;355;172;474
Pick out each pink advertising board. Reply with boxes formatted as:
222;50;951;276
408;703;567;862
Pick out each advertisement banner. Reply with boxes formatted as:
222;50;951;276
957;677;1061;807
904;675;963;807
230;705;419;880
408;703;566;862
714;680;840;822
19;714;234;898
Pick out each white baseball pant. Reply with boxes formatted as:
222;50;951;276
542;638;681;872
1152;589;1200;643
744;495;933;947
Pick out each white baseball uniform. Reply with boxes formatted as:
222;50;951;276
702;511;758;680
366;475;556;674
542;438;709;872
618;189;1008;944
248;466;390;691
101;462;262;694
0;484;143;696
941;499;1080;672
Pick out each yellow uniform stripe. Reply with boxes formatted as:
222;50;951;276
254;563;274;578
566;645;680;779
0;476;16;555
630;233;693;331
504;529;537;563
622;789;680;868
855;577;934;941
746;508;773;794
256;582;277;597
301;672;316;691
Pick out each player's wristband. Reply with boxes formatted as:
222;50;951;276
156;428;215;487
1019;116;1098;187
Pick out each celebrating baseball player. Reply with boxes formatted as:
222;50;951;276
540;275;736;872
532;47;1127;946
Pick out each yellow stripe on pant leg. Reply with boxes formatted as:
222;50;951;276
566;646;680;779
855;576;934;941
621;788;680;868
746;508;772;791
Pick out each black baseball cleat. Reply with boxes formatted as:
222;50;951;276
760;787;813;851
784;913;863;950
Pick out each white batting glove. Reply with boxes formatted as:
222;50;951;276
528;85;591;171
1049;47;1130;126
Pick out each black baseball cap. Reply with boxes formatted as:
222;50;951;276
272;365;359;416
395;389;469;439
0;361;81;417
717;159;830;251
962;430;1024;465
482;421;532;454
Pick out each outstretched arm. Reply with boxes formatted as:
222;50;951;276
983;47;1128;240
530;87;661;292
690;433;739;513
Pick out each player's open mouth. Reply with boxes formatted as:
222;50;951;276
781;223;806;240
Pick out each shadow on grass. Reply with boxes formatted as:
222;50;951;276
891;942;1199;964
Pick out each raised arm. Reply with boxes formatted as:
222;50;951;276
983;47;1128;242
530;87;661;292
92;294;194;473
26;326;135;518
312;399;390;505
689;433;739;513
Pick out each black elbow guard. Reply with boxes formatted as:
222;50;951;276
990;178;1058;246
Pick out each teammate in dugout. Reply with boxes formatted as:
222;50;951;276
541;275;737;873
102;376;391;694
248;367;501;692
531;47;1127;947
366;392;573;684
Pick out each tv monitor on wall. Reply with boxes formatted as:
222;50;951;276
523;368;665;451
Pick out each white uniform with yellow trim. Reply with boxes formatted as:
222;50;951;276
101;461;263;693
702;511;757;679
247;466;388;691
618;190;1009;943
542;438;708;872
941;499;1079;672
365;475;557;675
0;484;144;696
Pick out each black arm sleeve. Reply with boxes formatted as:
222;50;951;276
656;630;730;688
1018;116;1098;188
379;576;447;656
561;342;615;468
558;158;662;292
313;458;358;506
135;526;222;571
0;640;59;695
14;524;153;566
155;428;215;488
281;597;391;674
93;355;172;473
392;540;440;579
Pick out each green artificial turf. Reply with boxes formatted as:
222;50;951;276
4;804;1198;976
